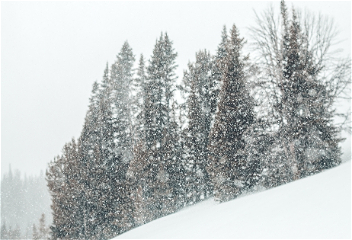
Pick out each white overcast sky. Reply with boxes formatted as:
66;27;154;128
1;1;351;177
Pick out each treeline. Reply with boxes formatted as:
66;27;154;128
46;1;350;240
1;167;51;239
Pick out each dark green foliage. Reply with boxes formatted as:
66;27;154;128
45;5;347;238
276;2;342;181
182;50;217;204
47;42;136;240
132;54;147;145
163;102;187;211
142;32;179;219
208;25;255;202
250;0;346;188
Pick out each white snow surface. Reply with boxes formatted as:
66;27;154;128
114;161;351;239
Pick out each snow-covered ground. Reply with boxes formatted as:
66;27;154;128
114;161;351;239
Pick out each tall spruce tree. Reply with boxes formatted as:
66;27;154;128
127;141;149;226
110;41;135;167
109;41;136;235
48;45;136;238
250;0;348;187
132;54;147;144
182;50;216;204
164;102;186;211
76;80;103;239
213;25;228;85
78;70;117;239
184;70;202;204
46;139;82;239
140;32;179;219
277;6;342;179
208;25;255;202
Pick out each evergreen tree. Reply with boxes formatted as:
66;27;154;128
46;139;82;239
277;6;342;179
76;80;103;239
213;25;228;85
127;140;156;224
32;224;39;240
250;0;348;187
127;141;148;226
184;68;203;204
1;222;8;239
48;41;137;238
80;56;134;238
208;25;255;202
132;54;147;144
182;50;217;204
38;213;49;239
46;155;66;239
142;32;179;219
110;41;135;167
79;42;136;238
108;41;136;235
164;102;187;211
144;33;178;149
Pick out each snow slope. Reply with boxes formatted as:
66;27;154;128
114;161;351;239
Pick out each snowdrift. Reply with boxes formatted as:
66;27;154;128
114;161;351;239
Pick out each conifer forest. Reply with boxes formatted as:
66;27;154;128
1;1;351;239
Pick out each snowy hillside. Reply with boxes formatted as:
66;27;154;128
114;161;351;239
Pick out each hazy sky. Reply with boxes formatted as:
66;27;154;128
1;1;351;176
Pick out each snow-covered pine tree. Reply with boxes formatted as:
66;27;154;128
60;139;82;238
142;32;179;219
108;41;136;235
46;157;64;240
46;139;82;239
75;81;103;239
47;63;123;239
181;50;216;204
77;72;116;239
81;45;135;238
210;27;226;126
127;140;149;226
213;25;228;85
110;41;135;168
79;44;136;238
278;6;343;179
250;0;348;187
127;54;155;225
208;24;255;202
95;64;126;238
128;102;185;225
144;33;177;149
127;139;159;225
184;65;203;204
132;54;147;145
164;101;187;211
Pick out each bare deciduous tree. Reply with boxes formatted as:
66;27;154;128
248;0;350;185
